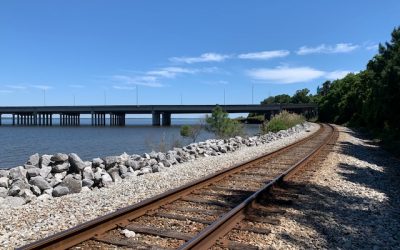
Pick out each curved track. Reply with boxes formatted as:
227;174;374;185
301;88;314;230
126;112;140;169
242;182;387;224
19;123;336;250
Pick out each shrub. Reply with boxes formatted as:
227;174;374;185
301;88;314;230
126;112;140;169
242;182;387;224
260;111;305;133
206;106;244;138
180;124;203;142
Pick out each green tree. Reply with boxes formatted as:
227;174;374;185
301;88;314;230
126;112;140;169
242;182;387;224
180;124;203;142
206;106;244;138
291;88;312;104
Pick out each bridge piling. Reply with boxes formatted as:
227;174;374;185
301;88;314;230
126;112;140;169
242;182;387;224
162;112;171;126
152;111;161;126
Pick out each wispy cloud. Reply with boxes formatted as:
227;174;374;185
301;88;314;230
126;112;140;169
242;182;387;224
247;66;350;84
170;53;230;64
0;90;13;94
68;84;85;88
31;85;52;90
203;80;229;86
111;75;163;87
112;85;136;90
5;85;27;90
238;50;290;60
297;43;359;55
325;70;351;80
147;67;197;78
366;44;379;51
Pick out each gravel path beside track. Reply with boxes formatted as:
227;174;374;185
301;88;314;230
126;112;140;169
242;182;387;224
265;125;400;249
0;123;318;249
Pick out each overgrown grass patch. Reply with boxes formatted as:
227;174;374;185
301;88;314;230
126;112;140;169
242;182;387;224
260;111;305;133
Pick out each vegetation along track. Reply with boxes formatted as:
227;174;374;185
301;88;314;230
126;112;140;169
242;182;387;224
19;123;336;250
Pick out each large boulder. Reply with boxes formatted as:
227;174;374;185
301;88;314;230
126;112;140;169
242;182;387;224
118;165;128;176
110;171;122;183
126;159;140;170
68;153;86;173
0;196;26;208
0;187;7;198
27;153;40;167
27;168;41;178
30;185;42;196
9;166;27;181
39;166;52;178
29;176;51;191
20;189;36;203
92;158;104;167
0;169;9;178
51;153;69;162
40;154;53;168
52;186;70;197
60;175;82;193
103;156;120;169
0;177;9;188
101;173;113;187
82;179;94;188
82;167;94;180
52;162;70;173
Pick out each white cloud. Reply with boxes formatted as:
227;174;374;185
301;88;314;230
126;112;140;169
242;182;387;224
169;53;230;64
238;50;290;60
0;90;13;94
247;66;326;84
31;85;52;90
325;70;351;80
297;43;359;55
68;84;85;88
112;85;136;90
247;66;352;83
111;75;163;87
5;85;27;90
147;67;197;78
366;44;379;51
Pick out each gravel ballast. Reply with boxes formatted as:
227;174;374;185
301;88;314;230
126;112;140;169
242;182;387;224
0;123;319;248
264;125;400;249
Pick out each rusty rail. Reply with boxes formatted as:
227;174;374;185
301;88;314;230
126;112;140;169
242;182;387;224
18;123;333;250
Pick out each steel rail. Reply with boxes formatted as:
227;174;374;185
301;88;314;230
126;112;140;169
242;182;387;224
18;124;326;250
179;124;336;250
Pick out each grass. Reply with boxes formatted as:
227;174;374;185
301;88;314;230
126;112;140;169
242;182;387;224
260;111;305;133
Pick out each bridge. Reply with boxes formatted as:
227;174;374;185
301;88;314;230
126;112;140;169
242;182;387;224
0;104;317;126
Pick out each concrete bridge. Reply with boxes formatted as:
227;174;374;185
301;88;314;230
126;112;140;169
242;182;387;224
0;104;317;126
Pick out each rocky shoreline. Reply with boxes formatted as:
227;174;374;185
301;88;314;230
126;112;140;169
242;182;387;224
0;123;311;208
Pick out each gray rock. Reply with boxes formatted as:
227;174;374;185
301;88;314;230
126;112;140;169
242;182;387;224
39;166;52;178
119;152;130;164
20;189;36;203
30;185;42;196
52;162;70;173
69;153;86;173
29;176;51;190
152;164;160;173
119;165;128;176
52;186;70;197
24;164;37;170
103;156;120;169
92;158;104;167
131;154;142;160
1;196;26;208
43;188;53;195
82;179;94;187
60;175;82;193
101;173;113;186
40;154;52;167
161;160;172;168
138;167;152;176
110;171;122;183
0;187;7;198
27;168;41;178
143;153;150;159
94;171;102;184
126;159;140;170
7;185;21;196
54;172;67;182
27;153;40;167
148;159;158;166
83;167;94;180
0;169;9;178
37;194;52;200
0;177;9;188
9;166;27;181
51;153;69;162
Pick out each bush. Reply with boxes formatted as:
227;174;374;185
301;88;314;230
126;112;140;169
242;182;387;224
180;124;202;142
206;106;244;138
260;111;305;133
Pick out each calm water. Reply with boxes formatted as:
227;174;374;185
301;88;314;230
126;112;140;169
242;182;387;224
0;118;259;169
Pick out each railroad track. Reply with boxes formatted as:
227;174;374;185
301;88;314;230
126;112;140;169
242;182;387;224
19;123;336;250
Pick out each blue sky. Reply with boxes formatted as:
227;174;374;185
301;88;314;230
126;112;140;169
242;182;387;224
0;1;399;107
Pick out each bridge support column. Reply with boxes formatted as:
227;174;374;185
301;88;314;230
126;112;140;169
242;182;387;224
152;111;161;126
0;114;2;126
162;112;171;126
